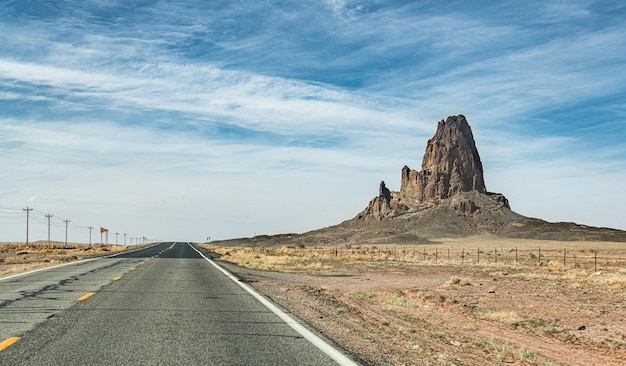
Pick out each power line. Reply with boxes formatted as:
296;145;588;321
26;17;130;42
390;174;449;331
29;214;49;225
0;205;23;211
1;203;138;245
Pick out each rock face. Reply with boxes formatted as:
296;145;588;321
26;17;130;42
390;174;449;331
357;115;509;222
400;115;486;202
357;182;392;221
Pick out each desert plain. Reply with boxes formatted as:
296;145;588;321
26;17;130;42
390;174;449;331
204;235;625;366
1;236;625;365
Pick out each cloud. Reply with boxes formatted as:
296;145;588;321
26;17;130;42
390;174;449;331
1;117;405;240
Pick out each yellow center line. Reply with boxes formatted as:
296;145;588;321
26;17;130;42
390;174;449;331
129;267;136;271
77;292;95;301
0;337;21;351
113;276;122;281
139;261;144;265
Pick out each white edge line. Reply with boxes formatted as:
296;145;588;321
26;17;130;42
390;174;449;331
188;243;359;366
0;242;162;282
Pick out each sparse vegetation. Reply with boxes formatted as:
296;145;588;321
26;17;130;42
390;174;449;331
445;275;472;286
204;237;626;365
205;236;626;274
0;242;130;276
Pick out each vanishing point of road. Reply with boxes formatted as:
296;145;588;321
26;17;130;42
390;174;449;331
0;242;359;365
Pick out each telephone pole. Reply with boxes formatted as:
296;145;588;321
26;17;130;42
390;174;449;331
23;207;33;246
45;214;53;245
88;226;94;245
64;219;70;246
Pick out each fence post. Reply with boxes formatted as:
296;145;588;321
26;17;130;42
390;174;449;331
477;247;480;264
515;247;518;265
462;248;465;265
594;250;597;273
435;248;438;263
538;247;541;263
563;248;566;268
494;248;497;264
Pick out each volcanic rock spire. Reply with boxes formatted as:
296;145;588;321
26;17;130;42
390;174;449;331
356;115;504;222
401;115;486;202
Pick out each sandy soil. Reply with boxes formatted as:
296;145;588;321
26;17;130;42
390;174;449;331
0;242;131;276
218;249;626;366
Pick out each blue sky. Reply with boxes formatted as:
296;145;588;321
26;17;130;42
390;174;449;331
1;0;625;242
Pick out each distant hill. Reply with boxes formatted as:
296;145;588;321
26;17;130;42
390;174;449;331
214;116;626;246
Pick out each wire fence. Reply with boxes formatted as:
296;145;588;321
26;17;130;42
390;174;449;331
276;245;626;273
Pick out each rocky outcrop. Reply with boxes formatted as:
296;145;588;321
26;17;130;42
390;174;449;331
356;115;509;221
356;181;408;221
400;115;486;201
379;180;391;202
215;115;626;244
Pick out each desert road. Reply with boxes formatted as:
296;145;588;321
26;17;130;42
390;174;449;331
0;242;358;365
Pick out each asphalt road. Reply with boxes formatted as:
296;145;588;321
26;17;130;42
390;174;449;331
0;242;357;365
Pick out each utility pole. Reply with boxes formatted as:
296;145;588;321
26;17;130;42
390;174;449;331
88;226;94;245
124;233;127;245
23;207;33;246
64;219;70;246
115;232;119;245
45;214;53;245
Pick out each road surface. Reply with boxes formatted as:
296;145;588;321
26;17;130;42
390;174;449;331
0;242;358;365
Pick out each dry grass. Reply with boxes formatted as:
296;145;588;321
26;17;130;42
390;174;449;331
201;237;626;365
0;241;131;276
202;234;626;274
444;276;472;286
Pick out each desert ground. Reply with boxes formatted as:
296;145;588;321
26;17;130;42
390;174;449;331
202;235;626;366
2;238;624;365
0;241;130;277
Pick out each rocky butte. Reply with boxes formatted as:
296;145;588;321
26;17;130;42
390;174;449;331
343;114;626;242
217;115;626;246
356;115;509;221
